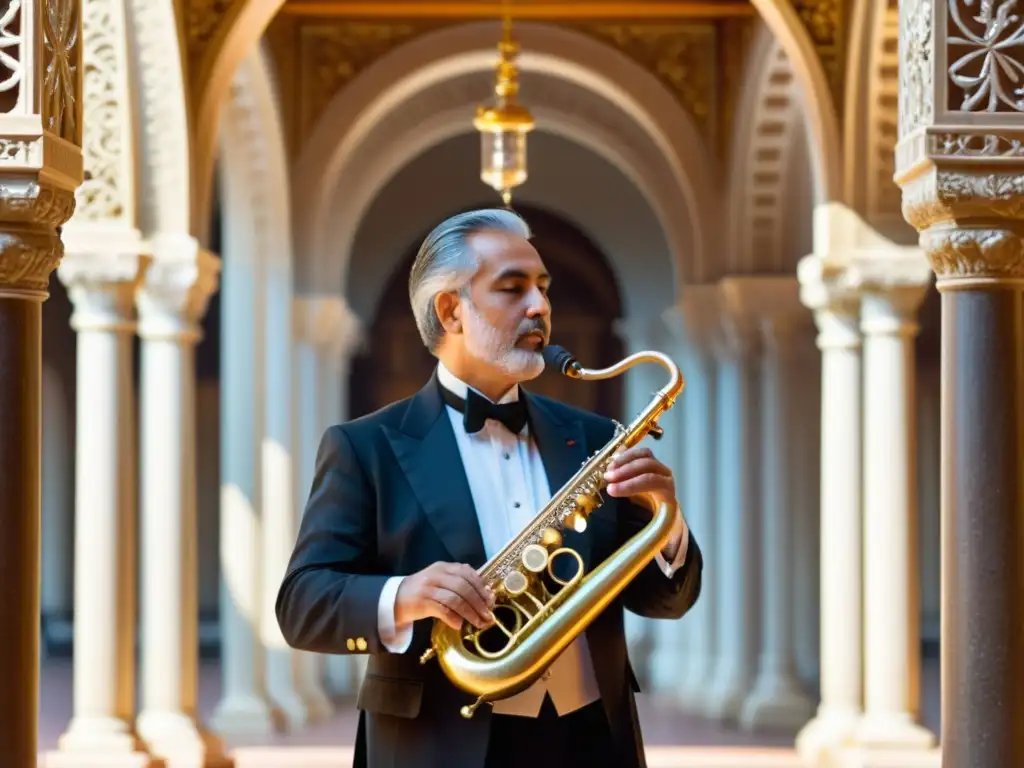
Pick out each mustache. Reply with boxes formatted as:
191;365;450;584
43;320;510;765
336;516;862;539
517;318;549;339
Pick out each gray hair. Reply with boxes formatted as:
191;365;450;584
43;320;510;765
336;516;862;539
409;208;533;353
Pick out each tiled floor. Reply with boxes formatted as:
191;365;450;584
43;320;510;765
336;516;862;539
37;656;942;766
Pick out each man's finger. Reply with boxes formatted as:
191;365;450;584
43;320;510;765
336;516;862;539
609;446;654;467
436;578;493;628
606;473;672;498
604;456;671;481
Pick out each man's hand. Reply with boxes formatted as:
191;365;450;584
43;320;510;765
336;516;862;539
603;445;676;511
395;562;496;631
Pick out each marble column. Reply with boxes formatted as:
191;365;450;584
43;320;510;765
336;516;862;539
894;2;1024;763
667;285;720;713
739;277;815;732
134;240;231;767
0;2;83;764
296;296;365;698
850;257;935;755
211;196;278;736
52;249;153;767
794;258;865;762
703;278;761;722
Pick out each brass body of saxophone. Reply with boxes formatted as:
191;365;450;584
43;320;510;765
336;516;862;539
419;344;685;718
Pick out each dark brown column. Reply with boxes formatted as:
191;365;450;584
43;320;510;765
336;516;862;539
0;294;43;767
940;282;1024;766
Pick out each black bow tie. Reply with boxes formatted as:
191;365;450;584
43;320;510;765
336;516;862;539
439;383;529;435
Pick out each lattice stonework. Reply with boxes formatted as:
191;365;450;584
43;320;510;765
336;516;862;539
791;0;845;113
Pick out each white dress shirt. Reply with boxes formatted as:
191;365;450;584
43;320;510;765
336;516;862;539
377;362;689;717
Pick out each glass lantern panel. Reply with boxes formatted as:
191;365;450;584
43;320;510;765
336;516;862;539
479;130;528;192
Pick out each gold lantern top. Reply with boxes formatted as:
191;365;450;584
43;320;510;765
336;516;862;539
474;15;535;206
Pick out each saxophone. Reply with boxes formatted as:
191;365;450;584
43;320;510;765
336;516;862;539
420;343;685;718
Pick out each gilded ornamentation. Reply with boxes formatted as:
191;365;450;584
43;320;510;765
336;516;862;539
791;0;844;108
0;182;77;294
43;0;80;144
299;22;426;141
574;23;716;138
76;0;127;221
947;0;1024;112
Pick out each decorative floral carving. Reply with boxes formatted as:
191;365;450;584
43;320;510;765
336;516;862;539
947;0;1024;112
43;0;80;144
899;0;934;137
573;23;717;138
76;0;128;221
0;182;77;295
125;0;190;234
932;131;1024;155
922;226;1024;279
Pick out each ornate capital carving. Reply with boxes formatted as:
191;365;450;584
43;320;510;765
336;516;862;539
135;236;220;341
895;0;1024;285
293;295;364;362
57;249;148;332
0;182;78;298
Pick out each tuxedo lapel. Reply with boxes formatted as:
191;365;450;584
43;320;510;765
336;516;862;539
524;392;593;572
383;374;488;569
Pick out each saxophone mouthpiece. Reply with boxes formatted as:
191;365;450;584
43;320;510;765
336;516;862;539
543;344;583;378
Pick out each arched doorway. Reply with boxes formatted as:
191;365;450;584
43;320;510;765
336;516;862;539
349;203;626;422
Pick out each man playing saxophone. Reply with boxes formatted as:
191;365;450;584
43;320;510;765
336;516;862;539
276;208;704;768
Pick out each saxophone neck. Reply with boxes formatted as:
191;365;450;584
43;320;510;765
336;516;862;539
543;345;684;405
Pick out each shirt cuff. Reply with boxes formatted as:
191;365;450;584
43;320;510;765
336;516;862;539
654;507;689;578
377;575;414;653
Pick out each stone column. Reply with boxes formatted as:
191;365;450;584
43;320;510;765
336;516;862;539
296;296;365;698
210;194;279;736
794;258;865;762
894;2;1024;764
51;249;153;767
134;241;230;767
849;256;935;756
703;278;761;722
0;1;83;765
666;286;720;713
739;277;815;732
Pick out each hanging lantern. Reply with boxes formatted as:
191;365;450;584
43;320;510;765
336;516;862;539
474;18;534;206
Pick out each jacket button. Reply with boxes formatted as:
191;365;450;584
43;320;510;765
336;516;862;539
346;638;356;651
356;637;368;651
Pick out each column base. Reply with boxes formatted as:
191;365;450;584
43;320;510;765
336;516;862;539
853;713;936;750
209;694;282;737
136;711;234;768
701;678;748;722
738;676;815;732
297;684;333;723
56;717;146;754
43;753;156;768
796;706;862;763
830;746;941;768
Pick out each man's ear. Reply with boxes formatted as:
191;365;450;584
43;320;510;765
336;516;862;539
434;291;462;334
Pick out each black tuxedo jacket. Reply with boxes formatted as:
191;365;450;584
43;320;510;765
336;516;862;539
276;372;703;768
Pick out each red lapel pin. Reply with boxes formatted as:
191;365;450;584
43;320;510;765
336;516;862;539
565;438;576;447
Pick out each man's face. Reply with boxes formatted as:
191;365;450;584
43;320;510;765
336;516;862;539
457;228;552;381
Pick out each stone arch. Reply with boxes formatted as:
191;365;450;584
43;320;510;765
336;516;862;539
339;128;675;326
843;0;910;240
218;41;293;275
127;0;193;242
292;21;718;293
745;0;843;204
726;22;806;275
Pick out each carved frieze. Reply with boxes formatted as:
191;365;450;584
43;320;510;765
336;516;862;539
298;21;433;142
569;22;718;140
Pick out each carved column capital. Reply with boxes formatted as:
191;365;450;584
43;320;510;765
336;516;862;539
57;249;148;333
135;235;220;341
895;0;1024;287
293;295;364;362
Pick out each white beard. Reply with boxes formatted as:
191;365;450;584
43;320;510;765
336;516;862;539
462;299;546;380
